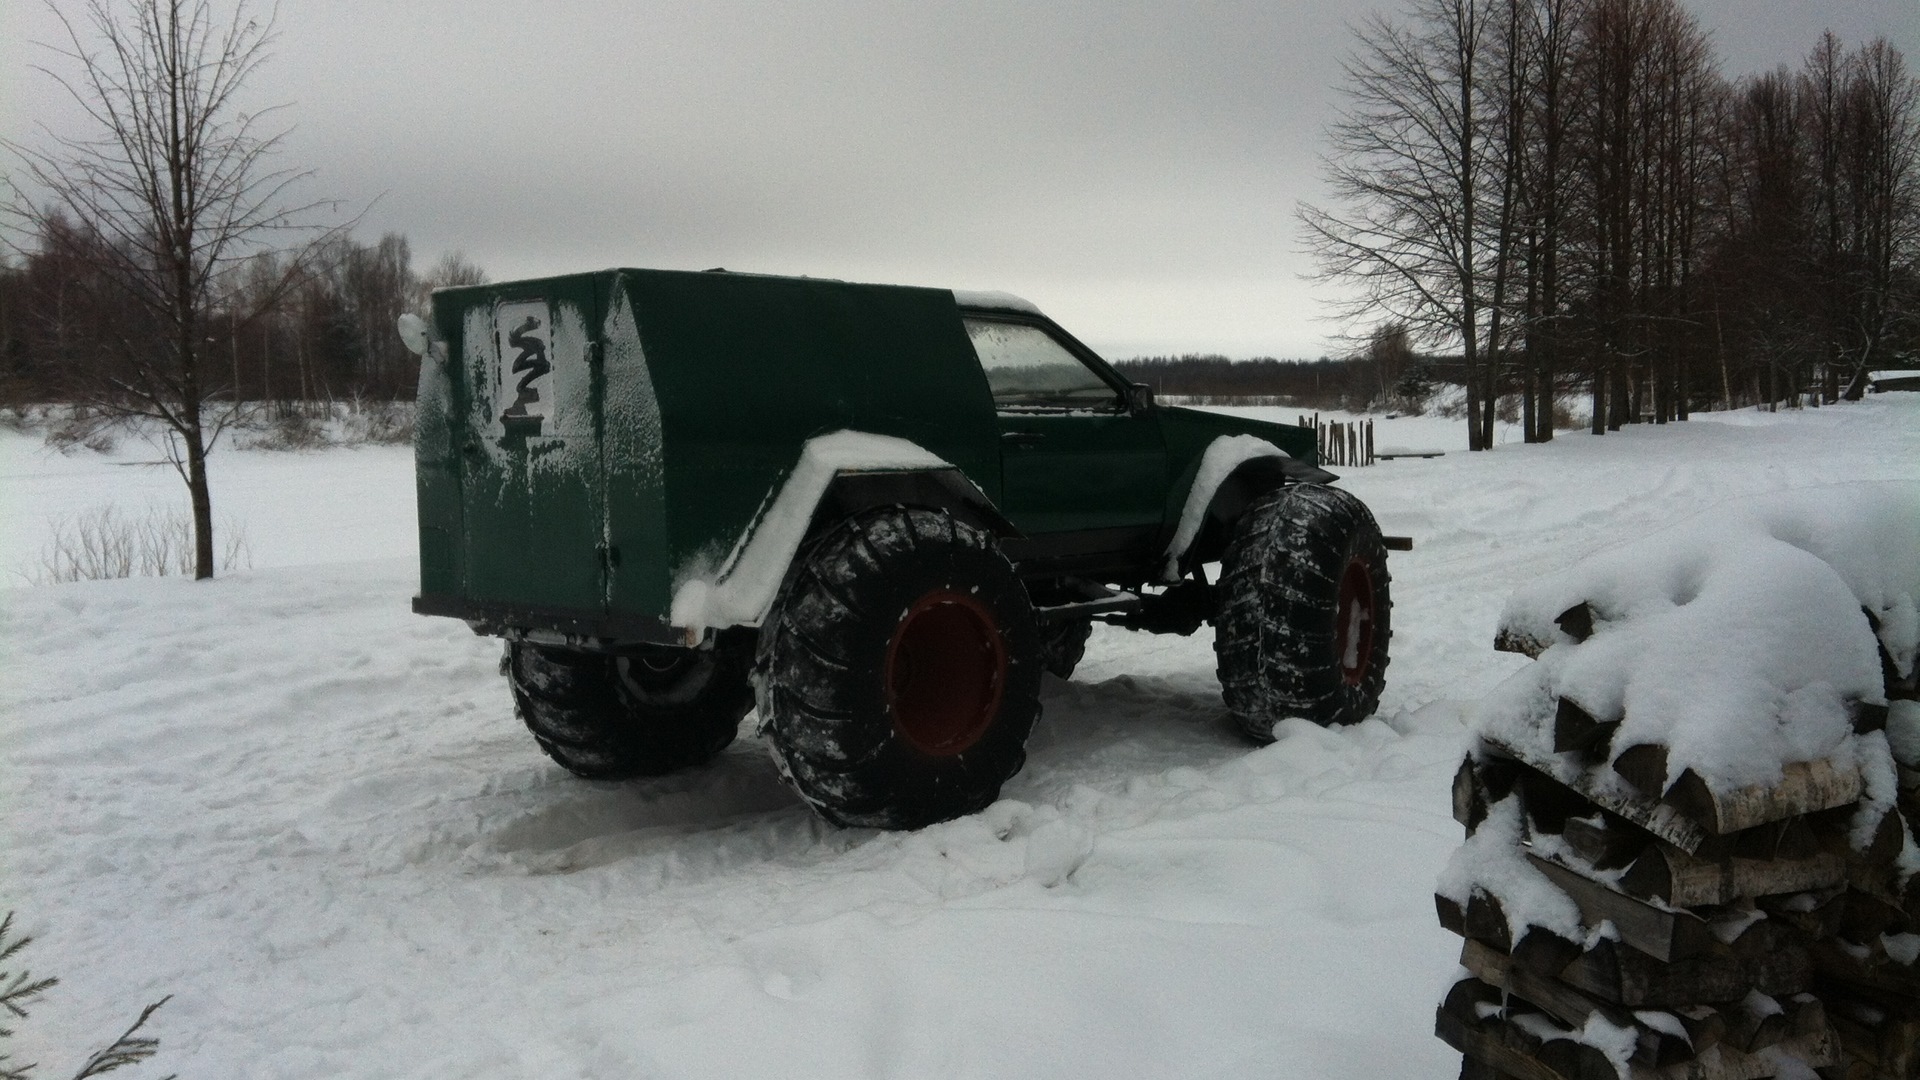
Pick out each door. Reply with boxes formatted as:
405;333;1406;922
458;281;607;613
964;317;1166;544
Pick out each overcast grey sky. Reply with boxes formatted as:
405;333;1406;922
4;0;1916;358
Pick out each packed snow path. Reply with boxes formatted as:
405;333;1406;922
4;399;1918;1078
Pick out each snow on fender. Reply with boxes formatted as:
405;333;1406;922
1161;434;1292;581
669;430;958;634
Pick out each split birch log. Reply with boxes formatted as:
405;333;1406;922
1555;698;1621;761
1641;1030;1836;1080
1436;978;1623;1080
1454;753;1522;833
1612;745;1671;798
1825;994;1920;1075
1460;939;1708;1068
1809;936;1920;999
1754;887;1849;940
1554;933;1811;1009
1616;843;1847;908
1437;888;1583;974
1482;734;1867;853
1661;761;1864;836
1525;854;1719;963
1458;1056;1529;1080
1441;980;1835;1080
1559;814;1654;871
1494;603;1595;659
1480;735;1709;853
1830;887;1913;942
1706;991;1812;1055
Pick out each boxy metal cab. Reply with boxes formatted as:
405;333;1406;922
413;269;1004;644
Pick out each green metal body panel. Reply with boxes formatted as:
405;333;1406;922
995;410;1169;535
411;268;1320;640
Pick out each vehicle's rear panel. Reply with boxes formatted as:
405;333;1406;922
418;276;608;615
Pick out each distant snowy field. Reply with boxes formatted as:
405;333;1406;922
3;397;1918;1079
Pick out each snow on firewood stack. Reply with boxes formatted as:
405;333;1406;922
1434;483;1920;1080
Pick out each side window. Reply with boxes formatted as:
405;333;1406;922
964;319;1120;410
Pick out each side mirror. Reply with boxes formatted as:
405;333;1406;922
397;313;430;358
1126;383;1155;415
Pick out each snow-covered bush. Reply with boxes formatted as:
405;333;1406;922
340;398;413;446
233;399;415;450
33;504;250;584
0;406;52;436
237;412;328;451
42;409;118;455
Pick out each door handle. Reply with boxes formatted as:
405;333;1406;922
1001;430;1046;448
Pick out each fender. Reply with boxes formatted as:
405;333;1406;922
1161;434;1338;580
811;470;1016;542
668;430;1011;634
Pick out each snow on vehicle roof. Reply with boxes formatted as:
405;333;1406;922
951;289;1044;316
1478;482;1920;796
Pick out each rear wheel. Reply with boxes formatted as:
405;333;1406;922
507;629;754;779
1215;484;1391;740
756;507;1043;829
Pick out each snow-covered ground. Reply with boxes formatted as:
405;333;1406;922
0;428;416;580
3;397;1918;1079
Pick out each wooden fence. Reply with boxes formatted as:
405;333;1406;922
1298;414;1375;467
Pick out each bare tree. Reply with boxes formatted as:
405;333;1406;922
1720;67;1815;410
1302;0;1517;451
1559;0;1717;429
1512;0;1582;442
1312;8;1906;429
3;0;342;578
1364;319;1416;406
1833;38;1920;397
1803;30;1850;398
416;249;488;306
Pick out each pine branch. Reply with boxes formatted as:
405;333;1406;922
68;996;171;1080
0;913;59;1029
0;912;57;1079
0;967;59;1027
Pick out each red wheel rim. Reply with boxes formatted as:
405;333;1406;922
1334;556;1376;686
884;590;1007;756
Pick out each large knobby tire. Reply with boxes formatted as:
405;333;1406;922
1038;617;1093;680
755;506;1043;830
1215;483;1392;741
506;629;755;779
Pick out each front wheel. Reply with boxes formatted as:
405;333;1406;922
755;507;1043;829
1214;484;1392;740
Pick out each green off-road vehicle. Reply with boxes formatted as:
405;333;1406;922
399;268;1399;829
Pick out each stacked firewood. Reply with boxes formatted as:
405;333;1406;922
1436;608;1920;1080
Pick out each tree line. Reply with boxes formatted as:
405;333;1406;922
1114;323;1425;412
1302;0;1920;449
0;224;483;408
